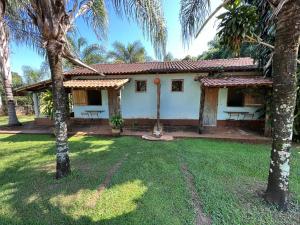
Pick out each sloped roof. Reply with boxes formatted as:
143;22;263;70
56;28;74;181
14;79;52;95
63;79;130;89
65;57;257;76
200;77;272;87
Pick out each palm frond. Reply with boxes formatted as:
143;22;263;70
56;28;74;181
77;0;108;39
107;41;146;63
82;43;105;58
109;0;167;59
180;0;211;44
5;0;44;55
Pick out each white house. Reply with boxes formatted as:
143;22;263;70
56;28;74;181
15;57;273;133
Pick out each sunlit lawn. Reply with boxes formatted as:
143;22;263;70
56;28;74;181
0;115;35;126
0;134;299;225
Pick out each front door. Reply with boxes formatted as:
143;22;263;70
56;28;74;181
203;88;218;126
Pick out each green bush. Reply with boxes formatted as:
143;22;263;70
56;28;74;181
109;114;124;129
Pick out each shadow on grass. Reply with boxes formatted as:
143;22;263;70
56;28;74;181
0;134;193;225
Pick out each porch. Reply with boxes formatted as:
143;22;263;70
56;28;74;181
0;118;270;143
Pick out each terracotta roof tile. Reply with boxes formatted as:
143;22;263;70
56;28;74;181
65;57;257;76
63;79;130;88
200;77;273;87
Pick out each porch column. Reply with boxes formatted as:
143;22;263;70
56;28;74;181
108;88;121;119
32;92;40;118
198;85;205;134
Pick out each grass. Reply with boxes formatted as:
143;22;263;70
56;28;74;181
0;134;299;225
0;115;35;126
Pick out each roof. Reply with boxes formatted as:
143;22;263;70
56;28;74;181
65;57;257;76
14;79;52;95
200;77;273;87
63;79;130;89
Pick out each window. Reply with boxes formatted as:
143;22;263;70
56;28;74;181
135;80;147;92
171;79;184;92
87;90;102;105
227;88;244;107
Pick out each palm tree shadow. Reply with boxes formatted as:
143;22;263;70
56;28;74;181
0;135;171;225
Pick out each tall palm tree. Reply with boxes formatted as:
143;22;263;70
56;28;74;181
107;41;147;63
15;0;166;179
0;0;20;126
180;0;300;210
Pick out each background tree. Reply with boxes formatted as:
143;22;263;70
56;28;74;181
180;0;300;210
107;41;147;63
0;0;20;125
0;71;25;113
22;65;48;85
198;37;256;60
15;0;166;179
181;55;197;61
164;52;174;61
64;36;106;69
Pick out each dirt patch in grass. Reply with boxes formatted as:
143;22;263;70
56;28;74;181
180;163;211;225
87;153;129;208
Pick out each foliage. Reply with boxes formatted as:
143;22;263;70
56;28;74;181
164;52;174;61
217;3;258;55
0;134;299;224
64;36;106;69
107;41;147;63
109;114;124;129
181;55;198;61
40;90;53;118
199;37;257;59
22;65;48;85
9;0;167;61
180;0;211;44
11;72;23;88
0;72;31;109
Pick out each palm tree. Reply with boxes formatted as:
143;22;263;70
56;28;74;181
0;0;20;126
180;0;300;210
15;0;166;179
67;36;106;67
107;41;147;63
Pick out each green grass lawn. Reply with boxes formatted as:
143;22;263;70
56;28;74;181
0;115;35;126
0;134;299;225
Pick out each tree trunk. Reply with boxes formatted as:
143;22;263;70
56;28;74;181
0;1;20;126
47;40;70;179
265;0;300;210
264;89;272;137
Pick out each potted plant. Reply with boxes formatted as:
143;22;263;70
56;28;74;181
109;114;124;136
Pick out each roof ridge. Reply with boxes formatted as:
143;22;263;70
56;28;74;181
79;57;254;67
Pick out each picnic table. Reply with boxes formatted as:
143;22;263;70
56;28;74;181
81;110;105;119
224;111;255;120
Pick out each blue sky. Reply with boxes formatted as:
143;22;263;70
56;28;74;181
10;0;222;76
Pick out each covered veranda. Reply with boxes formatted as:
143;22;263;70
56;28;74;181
13;78;130;123
197;76;273;136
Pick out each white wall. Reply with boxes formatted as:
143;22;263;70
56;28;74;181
73;90;109;118
72;74;263;121
217;88;263;120
121;74;201;119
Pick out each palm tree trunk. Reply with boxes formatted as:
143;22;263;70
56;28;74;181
265;0;300;210
0;1;20;126
47;40;70;179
